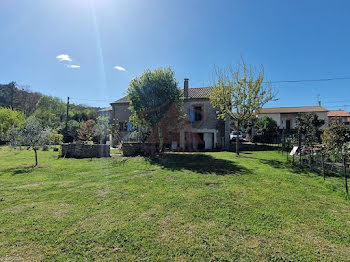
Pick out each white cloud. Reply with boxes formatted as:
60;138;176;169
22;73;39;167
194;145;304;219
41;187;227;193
114;65;126;71
56;54;72;62
66;64;80;69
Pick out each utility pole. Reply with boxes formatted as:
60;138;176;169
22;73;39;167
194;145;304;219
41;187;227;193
65;97;70;136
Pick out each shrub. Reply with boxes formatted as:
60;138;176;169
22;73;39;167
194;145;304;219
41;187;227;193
50;132;63;145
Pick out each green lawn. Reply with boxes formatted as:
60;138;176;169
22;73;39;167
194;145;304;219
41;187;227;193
0;147;350;261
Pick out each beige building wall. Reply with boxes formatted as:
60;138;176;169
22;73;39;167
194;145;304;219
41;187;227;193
258;111;328;130
111;99;230;150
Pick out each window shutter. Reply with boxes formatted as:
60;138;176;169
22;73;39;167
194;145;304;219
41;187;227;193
127;121;133;131
189;106;194;122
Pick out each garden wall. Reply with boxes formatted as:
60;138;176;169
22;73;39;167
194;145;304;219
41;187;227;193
60;144;110;158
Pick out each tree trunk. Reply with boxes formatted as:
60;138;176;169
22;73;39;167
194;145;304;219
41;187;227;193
34;148;38;166
236;120;240;156
158;126;163;152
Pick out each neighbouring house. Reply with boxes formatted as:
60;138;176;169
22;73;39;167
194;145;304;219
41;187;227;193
256;105;328;130
327;110;350;125
110;79;230;150
97;106;112;118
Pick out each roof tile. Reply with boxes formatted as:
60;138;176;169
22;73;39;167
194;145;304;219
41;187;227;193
258;106;328;114
111;87;213;104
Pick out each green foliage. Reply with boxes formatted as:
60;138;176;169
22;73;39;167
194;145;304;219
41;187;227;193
95;116;110;143
50;132;63;145
34;96;66;129
255;116;279;143
322;122;350;159
296;113;324;146
69;104;97;122
109;119;121;146
0;82;16;108
78;119;97;142
63;120;82;142
127;68;183;148
0;107;25;141
9;117;51;165
127;67;182;130
0;82;41;115
210;58;275;154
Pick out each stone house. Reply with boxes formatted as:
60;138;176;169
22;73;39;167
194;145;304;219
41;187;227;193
256;105;328;130
97;106;112;118
110;79;230;150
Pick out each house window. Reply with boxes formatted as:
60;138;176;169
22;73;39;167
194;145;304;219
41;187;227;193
119;121;127;131
194;106;202;121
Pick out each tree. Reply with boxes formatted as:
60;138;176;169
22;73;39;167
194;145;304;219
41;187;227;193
0;82;16;108
296;113;323;146
255;116;279;143
61;120;82;142
322;122;350;161
12;87;41;116
210;59;275;155
127;67;183;150
0;108;25;142
78;119;97;142
10;117;51;166
95;116;110;144
34;96;66;129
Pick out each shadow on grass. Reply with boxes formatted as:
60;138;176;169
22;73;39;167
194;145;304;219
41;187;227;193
1;164;48;176
147;153;252;175
259;158;343;178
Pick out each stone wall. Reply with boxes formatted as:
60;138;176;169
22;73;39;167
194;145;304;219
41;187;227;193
60;144;110;158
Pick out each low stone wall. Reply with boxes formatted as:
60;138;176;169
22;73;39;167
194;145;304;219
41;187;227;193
60;144;110;158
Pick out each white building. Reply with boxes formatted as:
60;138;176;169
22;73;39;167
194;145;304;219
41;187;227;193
256;106;328;130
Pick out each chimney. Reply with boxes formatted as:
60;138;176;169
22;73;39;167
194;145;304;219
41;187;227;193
318;100;321;106
184;78;189;99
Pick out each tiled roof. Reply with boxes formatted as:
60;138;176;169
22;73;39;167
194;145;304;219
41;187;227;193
258;106;328;114
185;87;213;99
112;96;129;104
111;87;213;104
98;106;112;112
328;110;350;117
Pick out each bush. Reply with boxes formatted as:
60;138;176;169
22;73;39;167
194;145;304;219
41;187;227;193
121;142;157;157
0;107;25;142
50;132;63;145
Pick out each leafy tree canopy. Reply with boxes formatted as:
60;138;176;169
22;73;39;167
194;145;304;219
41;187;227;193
296;113;324;146
127;67;182;129
0;107;25;141
10;117;51;166
210;58;275;155
255;116;279;143
322;122;350;159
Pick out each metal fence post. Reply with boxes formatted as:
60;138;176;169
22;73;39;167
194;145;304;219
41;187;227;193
321;153;325;181
343;156;349;195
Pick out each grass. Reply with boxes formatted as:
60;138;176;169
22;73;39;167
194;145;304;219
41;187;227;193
0;146;350;261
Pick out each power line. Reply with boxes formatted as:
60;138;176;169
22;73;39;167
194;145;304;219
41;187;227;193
269;76;350;84
69;97;110;102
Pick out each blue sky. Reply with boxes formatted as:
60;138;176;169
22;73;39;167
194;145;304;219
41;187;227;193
1;0;350;109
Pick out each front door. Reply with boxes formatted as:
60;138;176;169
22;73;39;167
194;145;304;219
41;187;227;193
286;119;291;130
204;133;213;150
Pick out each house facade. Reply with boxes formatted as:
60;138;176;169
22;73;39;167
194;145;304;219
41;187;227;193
110;79;230;150
256;105;328;130
97;106;112;118
327;110;350;125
